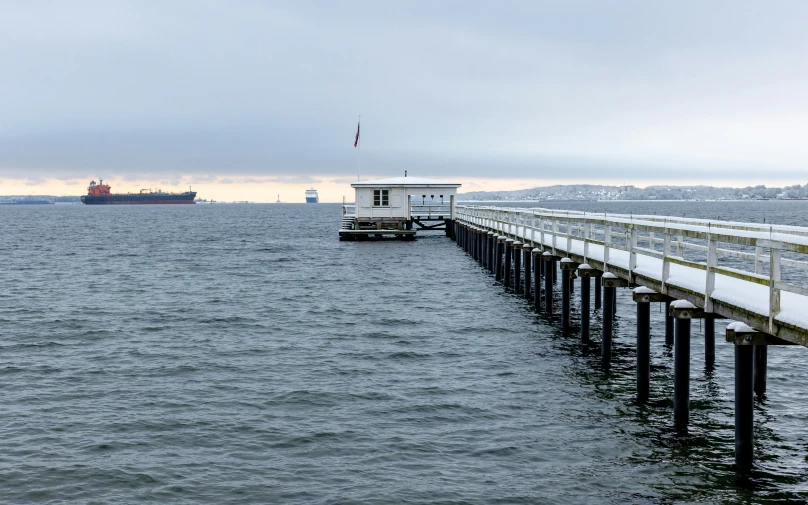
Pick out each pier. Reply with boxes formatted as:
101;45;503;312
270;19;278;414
452;205;808;471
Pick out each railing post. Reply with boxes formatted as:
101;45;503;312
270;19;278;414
662;233;671;295
566;219;572;253
705;234;717;312
628;227;638;282
769;247;781;332
603;226;611;273
552;221;558;256
583;221;590;262
755;246;764;275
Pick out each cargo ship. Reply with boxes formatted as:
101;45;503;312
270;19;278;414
81;180;196;205
305;188;319;203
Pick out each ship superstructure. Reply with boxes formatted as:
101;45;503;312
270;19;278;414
305;188;319;203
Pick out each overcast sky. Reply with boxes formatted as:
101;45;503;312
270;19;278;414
2;1;808;196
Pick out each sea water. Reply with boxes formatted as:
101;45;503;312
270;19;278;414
1;201;807;503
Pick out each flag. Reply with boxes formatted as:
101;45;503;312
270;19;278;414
353;121;360;148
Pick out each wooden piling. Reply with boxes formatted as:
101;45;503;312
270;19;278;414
670;301;696;431
664;299;674;346
532;248;542;311
487;232;495;271
753;345;767;396
735;343;754;470
543;252;554;314
523;245;532;299
705;314;715;369
636;300;651;403
495;236;505;282
560;259;577;334
601;274;628;368
602;286;614;368
513;241;522;292
504;239;514;289
594;275;601;310
578;265;594;344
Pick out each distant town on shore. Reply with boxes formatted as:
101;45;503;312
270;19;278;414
458;183;808;202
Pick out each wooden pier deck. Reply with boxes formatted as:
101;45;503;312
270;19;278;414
452;205;808;471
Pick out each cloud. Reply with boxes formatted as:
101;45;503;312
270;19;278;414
1;1;808;184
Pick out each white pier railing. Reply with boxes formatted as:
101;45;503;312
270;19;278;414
455;205;808;343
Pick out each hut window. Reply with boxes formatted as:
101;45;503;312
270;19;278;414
373;189;389;207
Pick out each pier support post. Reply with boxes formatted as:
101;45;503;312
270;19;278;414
600;274;627;368
463;224;468;250
504;239;514;289
636;300;651;403
495;236;505;282
670;301;699;431
594;276;601;310
532;249;542;311
560;259;577;334
513;242;522;292
543;253;554;314
479;230;485;267
488;231;497;274
726;325;795;470
612;285;618;316
632;288;667;403
665;299;674;346
602;286;614;368
675;316;691;430
735;343;754;470
476;229;481;264
705;314;715;368
553;260;558;283
753;345;767;396
523;245;532;299
578;265;595;344
481;229;487;268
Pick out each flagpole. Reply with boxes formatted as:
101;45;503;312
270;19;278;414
357;114;361;182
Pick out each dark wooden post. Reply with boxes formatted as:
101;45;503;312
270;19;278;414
601;274;627;369
513;241;522;292
705;313;715;369
495;236;505;282
523;245;532;299
543;252;554;314
532;248;542;311
504;239;514;289
633;288;668;402
670;301;697;432
560;259;578;334
594;275;601;310
754;345;767;396
578;265;597;344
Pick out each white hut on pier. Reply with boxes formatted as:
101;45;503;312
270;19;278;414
340;176;462;240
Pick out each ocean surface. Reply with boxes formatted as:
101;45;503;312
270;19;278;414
1;200;807;504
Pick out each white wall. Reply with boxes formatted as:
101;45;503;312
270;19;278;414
355;187;408;219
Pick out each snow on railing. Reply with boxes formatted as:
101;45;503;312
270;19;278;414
455;205;808;333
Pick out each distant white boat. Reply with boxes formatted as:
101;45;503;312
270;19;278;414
305;188;319;203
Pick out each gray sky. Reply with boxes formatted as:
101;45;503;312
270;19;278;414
2;0;808;183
